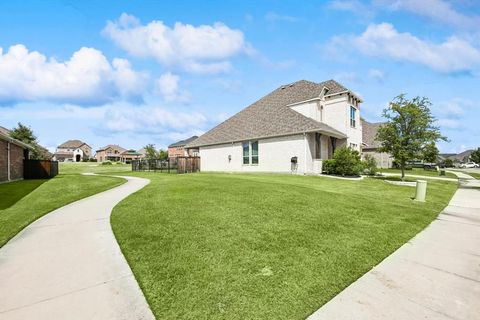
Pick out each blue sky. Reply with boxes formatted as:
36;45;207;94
1;0;479;153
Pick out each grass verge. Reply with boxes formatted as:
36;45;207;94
0;174;124;247
380;168;456;178
111;172;456;319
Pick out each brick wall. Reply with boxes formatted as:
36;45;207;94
10;143;24;180
0;139;7;182
0;139;25;182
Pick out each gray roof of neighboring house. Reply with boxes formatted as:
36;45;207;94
361;119;385;150
186;80;353;148
58;139;90;149
169;136;198;148
96;144;126;152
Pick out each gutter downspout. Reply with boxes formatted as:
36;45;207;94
7;141;11;181
304;132;307;175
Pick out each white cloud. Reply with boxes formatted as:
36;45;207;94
264;12;299;23
155;72;189;102
103;13;250;74
0;44;148;105
328;23;480;73
437;118;461;129
375;0;480;29
368;68;385;82
437;98;473;118
329;0;375;18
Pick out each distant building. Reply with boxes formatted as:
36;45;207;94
168;136;198;158
54;140;91;162
95;145;125;162
95;145;142;163
361;119;393;168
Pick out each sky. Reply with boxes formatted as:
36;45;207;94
0;0;479;153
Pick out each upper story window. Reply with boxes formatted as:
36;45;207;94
350;106;356;127
242;141;259;165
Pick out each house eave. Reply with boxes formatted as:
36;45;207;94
0;132;34;150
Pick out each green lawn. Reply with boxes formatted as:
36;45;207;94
59;161;131;174
0;174;124;247
380;167;456;178
111;172;456;319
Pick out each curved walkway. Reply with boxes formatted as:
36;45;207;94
0;175;154;320
308;173;480;320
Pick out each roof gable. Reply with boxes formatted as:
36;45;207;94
169;136;198;148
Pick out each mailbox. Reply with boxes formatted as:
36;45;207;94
291;156;298;173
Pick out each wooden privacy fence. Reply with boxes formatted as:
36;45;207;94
131;157;200;174
24;160;59;179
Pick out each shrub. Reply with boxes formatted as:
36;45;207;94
333;147;363;176
101;161;113;166
322;159;336;174
443;158;454;168
362;154;378;175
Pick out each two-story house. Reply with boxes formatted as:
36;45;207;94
168;136;198;158
95;145;126;162
54;140;91;162
185;80;362;174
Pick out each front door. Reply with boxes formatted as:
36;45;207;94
76;154;81;162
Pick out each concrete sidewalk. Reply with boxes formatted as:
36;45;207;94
308;174;480;320
0;175;154;320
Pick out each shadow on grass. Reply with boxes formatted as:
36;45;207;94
0;179;47;210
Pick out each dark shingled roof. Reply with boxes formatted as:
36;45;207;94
169;136;198;148
361;119;384;150
187;80;353;148
58;139;90;149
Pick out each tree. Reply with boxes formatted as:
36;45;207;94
423;142;439;163
9;123;50;160
144;144;159;160
376;95;447;180
143;144;169;161
470;148;480;164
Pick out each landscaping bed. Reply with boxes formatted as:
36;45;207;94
111;172;456;319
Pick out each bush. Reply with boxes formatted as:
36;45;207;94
322;159;336;174
89;158;98;162
443;158;454;168
101;161;113;166
362;154;378;175
322;147;363;176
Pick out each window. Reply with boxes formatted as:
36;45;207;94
350;106;356;127
243;142;249;164
251;141;258;164
242;141;259;165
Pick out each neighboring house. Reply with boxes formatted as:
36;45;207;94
168;136;199;158
137;148;147;160
0;126;32;182
185;80;362;174
119;149;142;163
440;150;474;164
361;119;393;168
95;145;126;162
54;140;91;162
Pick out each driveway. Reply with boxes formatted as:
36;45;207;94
0;175;154;320
308;173;480;319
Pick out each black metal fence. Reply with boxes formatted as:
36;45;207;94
131;157;200;174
